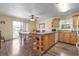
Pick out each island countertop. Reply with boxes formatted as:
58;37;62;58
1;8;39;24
20;32;56;35
31;32;56;35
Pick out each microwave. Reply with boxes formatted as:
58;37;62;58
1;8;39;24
52;29;57;32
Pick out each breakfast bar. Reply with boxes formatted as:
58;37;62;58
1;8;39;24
32;32;55;55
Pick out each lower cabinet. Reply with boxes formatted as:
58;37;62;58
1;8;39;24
64;32;71;43
77;36;79;42
42;34;49;50
70;32;77;44
58;32;64;42
58;32;77;45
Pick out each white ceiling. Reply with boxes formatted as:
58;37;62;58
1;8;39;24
0;3;79;19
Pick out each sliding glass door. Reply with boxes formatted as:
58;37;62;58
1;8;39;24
13;21;23;39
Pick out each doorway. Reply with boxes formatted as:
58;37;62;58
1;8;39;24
13;21;23;39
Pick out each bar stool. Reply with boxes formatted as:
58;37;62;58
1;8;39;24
0;31;1;48
0;31;5;48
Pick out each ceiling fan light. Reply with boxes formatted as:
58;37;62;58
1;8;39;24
30;19;35;21
57;3;69;12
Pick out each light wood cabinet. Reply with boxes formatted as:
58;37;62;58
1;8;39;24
42;34;49;50
58;32;77;45
77;36;79;42
72;15;79;30
32;33;55;55
52;18;60;28
48;33;55;47
58;32;64;42
64;32;70;43
70;32;77;44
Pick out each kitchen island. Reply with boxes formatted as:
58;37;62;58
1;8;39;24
32;32;55;55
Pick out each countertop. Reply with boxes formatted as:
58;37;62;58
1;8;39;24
58;30;77;32
32;32;55;35
20;32;55;35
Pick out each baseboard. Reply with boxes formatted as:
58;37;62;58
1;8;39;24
58;41;76;46
5;38;18;42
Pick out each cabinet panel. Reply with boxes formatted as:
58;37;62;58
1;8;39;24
42;34;49;50
48;34;52;47
58;32;77;45
64;37;70;43
64;32;70;43
70;32;77;44
77;36;79;42
72;15;78;30
52;18;60;28
49;33;55;45
58;32;64;42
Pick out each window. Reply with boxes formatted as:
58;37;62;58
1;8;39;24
61;24;71;29
59;17;72;30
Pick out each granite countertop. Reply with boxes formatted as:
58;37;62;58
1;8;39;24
20;32;55;35
32;32;55;35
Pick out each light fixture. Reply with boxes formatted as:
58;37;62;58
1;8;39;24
30;19;35;21
30;15;35;21
57;3;69;12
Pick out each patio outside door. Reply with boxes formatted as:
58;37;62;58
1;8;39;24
13;21;23;39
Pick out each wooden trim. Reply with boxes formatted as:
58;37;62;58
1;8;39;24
58;41;75;46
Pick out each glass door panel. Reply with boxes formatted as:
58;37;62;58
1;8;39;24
13;21;23;38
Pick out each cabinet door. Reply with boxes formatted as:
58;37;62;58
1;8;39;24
77;36;79;42
58;32;64;42
52;18;60;28
52;33;55;44
42;35;49;50
50;33;55;45
48;34;51;47
72;15;78;30
70;32;77;44
64;32;70;43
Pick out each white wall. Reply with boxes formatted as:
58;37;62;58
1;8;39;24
0;16;13;40
36;19;52;32
28;21;36;32
0;16;26;40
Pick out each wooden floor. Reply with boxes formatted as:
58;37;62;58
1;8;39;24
43;42;78;56
0;38;78;56
0;38;34;56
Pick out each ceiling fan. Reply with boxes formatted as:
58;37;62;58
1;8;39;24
29;15;39;21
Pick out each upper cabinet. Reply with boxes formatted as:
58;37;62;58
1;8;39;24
78;17;79;35
72;15;79;30
51;13;79;32
52;17;60;28
72;14;79;35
